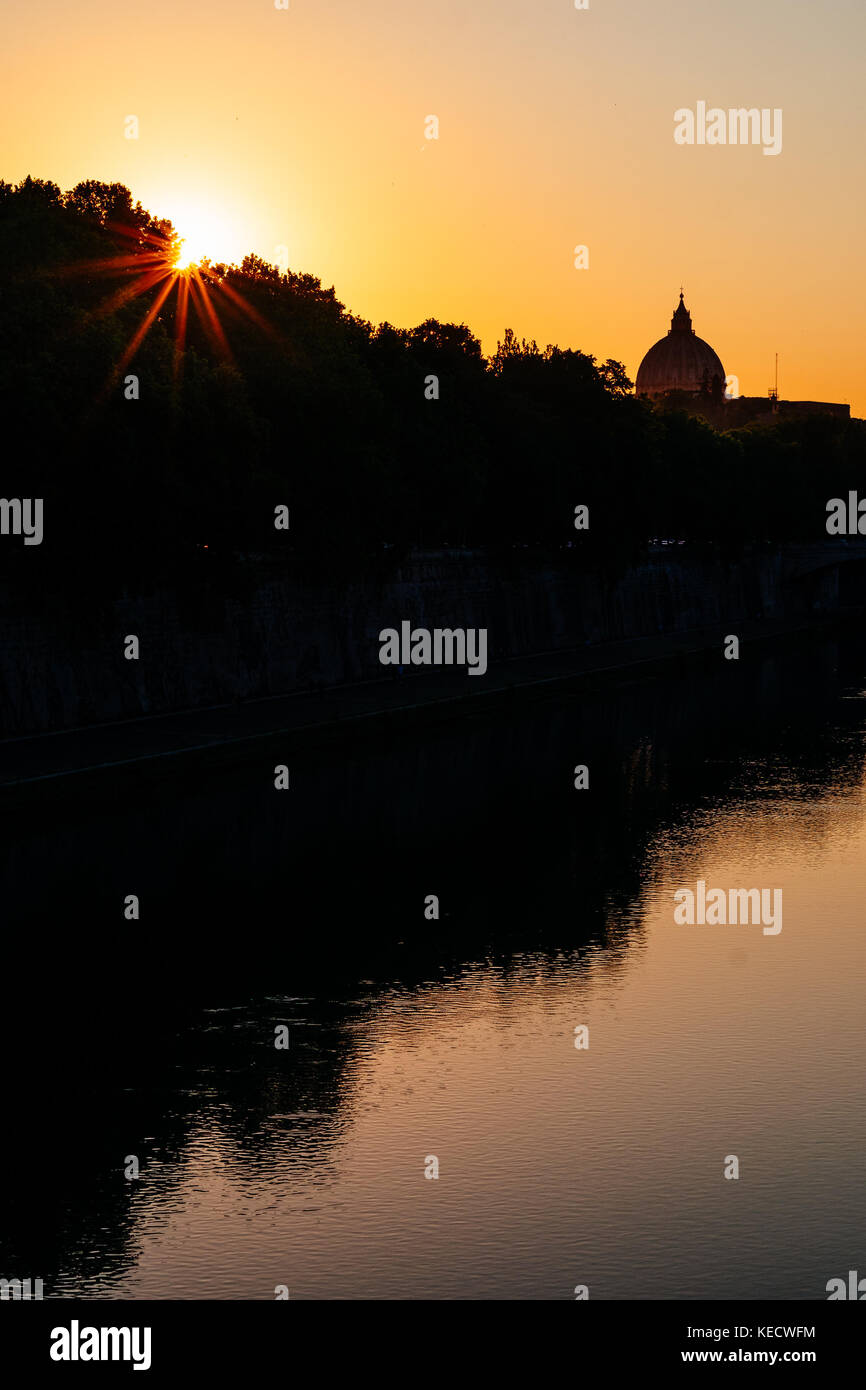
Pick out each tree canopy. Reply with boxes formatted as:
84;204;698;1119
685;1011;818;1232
0;177;862;588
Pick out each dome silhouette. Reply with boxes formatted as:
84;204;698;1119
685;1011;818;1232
635;292;725;399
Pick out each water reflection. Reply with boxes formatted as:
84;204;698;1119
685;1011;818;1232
3;634;866;1298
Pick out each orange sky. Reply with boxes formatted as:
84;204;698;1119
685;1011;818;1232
4;0;865;413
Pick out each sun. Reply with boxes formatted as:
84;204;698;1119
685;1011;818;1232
62;190;277;407
174;239;206;272
166;198;246;270
172;212;218;269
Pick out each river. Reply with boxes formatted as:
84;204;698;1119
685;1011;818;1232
2;629;865;1299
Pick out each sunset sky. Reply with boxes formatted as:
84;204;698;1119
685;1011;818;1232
4;0;865;413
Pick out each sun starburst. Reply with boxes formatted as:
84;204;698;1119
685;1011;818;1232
54;210;277;407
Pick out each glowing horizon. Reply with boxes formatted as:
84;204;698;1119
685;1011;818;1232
4;0;864;413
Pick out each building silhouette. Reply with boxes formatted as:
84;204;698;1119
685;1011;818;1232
635;291;850;423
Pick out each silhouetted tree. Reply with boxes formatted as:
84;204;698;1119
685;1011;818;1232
0;176;863;593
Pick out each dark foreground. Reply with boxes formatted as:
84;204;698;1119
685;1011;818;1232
2;625;866;1301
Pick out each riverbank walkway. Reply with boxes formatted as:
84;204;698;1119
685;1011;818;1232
0;612;854;804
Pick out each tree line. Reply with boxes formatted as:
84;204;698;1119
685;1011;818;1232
1;176;862;589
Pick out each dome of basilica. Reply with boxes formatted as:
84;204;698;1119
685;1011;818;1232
635;293;725;399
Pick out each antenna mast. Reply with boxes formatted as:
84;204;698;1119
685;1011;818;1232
769;353;780;413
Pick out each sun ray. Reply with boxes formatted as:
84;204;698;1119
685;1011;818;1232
115;272;177;375
92;272;179;410
44;251;171;280
188;268;234;362
90;264;176;321
101;216;178;254
207;273;281;342
175;272;190;344
173;273;190;388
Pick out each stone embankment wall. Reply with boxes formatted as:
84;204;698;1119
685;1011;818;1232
0;546;852;737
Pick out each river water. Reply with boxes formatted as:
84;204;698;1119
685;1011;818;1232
3;630;865;1298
